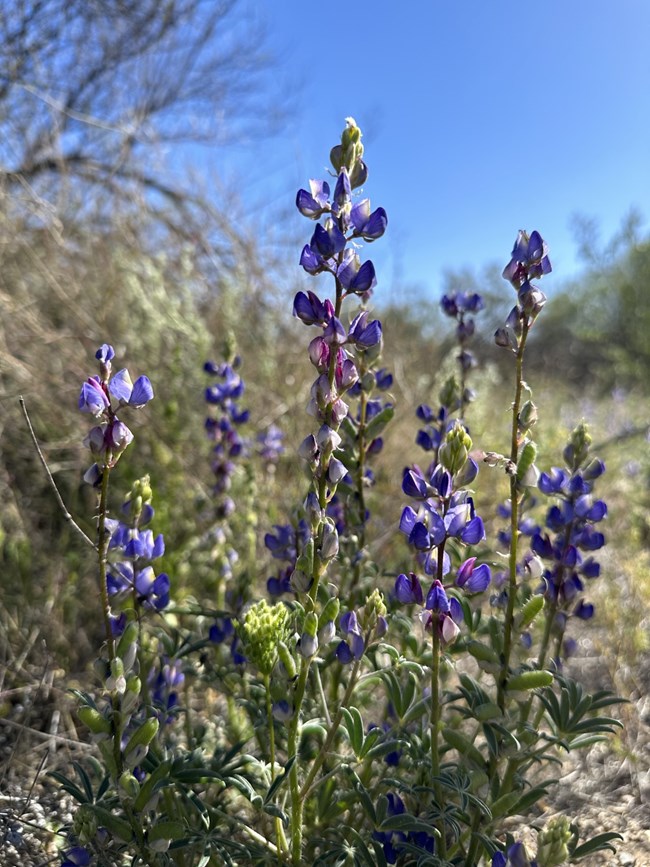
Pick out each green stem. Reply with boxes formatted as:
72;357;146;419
299;653;364;800
265;674;288;859
288;659;310;865
97;461;115;658
96;460;126;781
430;618;447;859
498;322;529;710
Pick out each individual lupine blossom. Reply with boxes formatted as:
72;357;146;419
149;654;184;723
372;793;435;863
336;589;387;663
492;842;538;867
78;343;154;485
491;496;543;616
204;358;250;502
414;376;462;461
61;846;91;867
209;615;246;665
395;421;491;644
530;422;607;653
257;423;284;464
440;290;485;409
105;477;170;615
264;518;311;597
495;230;552;351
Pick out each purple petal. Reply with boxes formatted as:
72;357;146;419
460;516;485;545
129;375;154;407
108;369;133;403
425;579;450;613
464;563;491;593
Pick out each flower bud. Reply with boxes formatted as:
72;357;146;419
77;706;111;735
319;521;339;561
319;597;340;629
439;421;472;476
119;771;140;799
516;441;539;487
298;434;319;462
290;568;312;593
518;400;538;432
536;815;572;866
106;657;126;694
277;641;297;679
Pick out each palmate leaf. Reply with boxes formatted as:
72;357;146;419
539;674;624;744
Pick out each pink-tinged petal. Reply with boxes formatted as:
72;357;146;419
456;557;477;587
441;613;461;645
79;378;109;415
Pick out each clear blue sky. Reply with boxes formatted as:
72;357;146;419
226;0;650;302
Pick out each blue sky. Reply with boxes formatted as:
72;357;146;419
223;0;650;302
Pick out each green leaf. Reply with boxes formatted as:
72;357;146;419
379;813;440;838
342;707;364;755
72;761;95;802
48;771;87;804
358;725;381;758
148;820;184;843
265;755;295;804
345;768;376;823
365;405;395;440
263;802;289;826
570;832;623;860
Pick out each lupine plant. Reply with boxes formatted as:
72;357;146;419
45;121;628;866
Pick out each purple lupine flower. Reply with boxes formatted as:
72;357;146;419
425;579;450;613
375;368;393;390
336;610;365;662
209;617;235;644
395;572;424;605
293;290;333;326
95;343;115;364
257;425;284;462
61;847;91;867
502;229;551;286
109;369;154;407
337;249;377;295
79;377;110;415
456;557;491;592
350;199;388;241
296;179;331;219
348;310;382;348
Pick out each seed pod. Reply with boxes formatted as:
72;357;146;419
519;594;545;629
